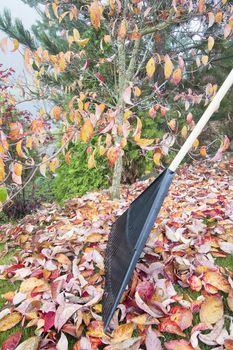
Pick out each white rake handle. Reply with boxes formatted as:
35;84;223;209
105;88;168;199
169;68;233;172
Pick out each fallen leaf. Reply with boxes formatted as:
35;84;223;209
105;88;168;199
200;295;224;324
57;332;68;350
0;312;22;332
145;326;162;350
15;337;40;350
1;331;22;350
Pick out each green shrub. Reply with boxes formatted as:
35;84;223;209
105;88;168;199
52;141;110;203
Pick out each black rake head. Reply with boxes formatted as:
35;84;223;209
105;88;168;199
103;168;174;332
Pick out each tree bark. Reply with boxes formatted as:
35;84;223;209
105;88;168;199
111;38;126;199
111;38;141;199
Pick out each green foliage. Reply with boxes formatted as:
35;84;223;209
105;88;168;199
52;141;110;203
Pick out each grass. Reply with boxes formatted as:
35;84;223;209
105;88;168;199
0;243;36;346
215;254;233;272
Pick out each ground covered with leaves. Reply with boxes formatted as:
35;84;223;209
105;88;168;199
0;157;233;350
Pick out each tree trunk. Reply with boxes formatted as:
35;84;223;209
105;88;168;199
111;38;141;199
111;38;126;199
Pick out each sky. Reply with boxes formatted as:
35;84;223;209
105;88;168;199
0;0;42;113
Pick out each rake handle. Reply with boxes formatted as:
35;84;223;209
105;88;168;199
169;68;233;173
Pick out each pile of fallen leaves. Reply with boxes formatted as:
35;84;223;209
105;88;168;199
0;157;233;350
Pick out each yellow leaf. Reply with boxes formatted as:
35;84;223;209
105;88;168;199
0;312;22;332
200;146;207;157
136;138;154;147
11;38;19;52
49;158;59;173
200;295;223;324
52;105;62;121
192;139;199;148
172;68;182;85
118;19;127;40
16;140;26;158
201;55;209;65
164;55;174;79
99;145;106;156
89;1;103;31
76;38;90;47
112;323;134;343
181;125;188;138
208;36;215;51
153;152;161;166
146;57;156;79
52;2;59;18
134;86;141;97
80;119;94;143
0;158;5;182
215;11;223;23
20;277;48;294
59;57;66;72
88;149;96;169
73;28;80;41
131;314;148;325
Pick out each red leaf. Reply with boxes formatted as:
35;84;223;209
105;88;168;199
43;312;55;333
158;318;185;336
2;331;22;350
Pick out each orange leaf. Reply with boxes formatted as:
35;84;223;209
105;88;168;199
134;86;141;97
172;68;182;85
165;339;196;350
215;11;223;23
0;312;22;332
0;37;8;53
198;0;205;14
24;48;31;71
146;57;156;79
164;55;174;79
118;19;127;40
89;1;103;31
112;323;134;343
203;271;230;293
153;152;161;166
200;146;207;157
52;106;62;121
159;319;185;337
107;146;120;166
80;119;94;143
13;162;22;178
168;119;176;131
200;295;224;324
